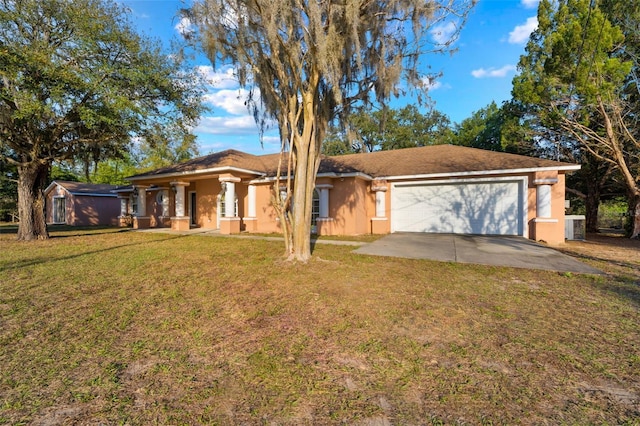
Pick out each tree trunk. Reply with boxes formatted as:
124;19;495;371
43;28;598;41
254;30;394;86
289;141;317;262
585;187;600;233
288;92;321;262
630;192;640;239
17;162;50;241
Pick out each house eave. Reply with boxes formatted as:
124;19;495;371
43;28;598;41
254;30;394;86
126;166;266;182
378;165;581;181
249;171;373;184
69;192;117;197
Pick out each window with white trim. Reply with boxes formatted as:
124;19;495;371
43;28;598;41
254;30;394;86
130;193;138;215
311;189;320;233
156;190;169;217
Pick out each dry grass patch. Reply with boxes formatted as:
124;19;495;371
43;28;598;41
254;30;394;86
0;227;638;424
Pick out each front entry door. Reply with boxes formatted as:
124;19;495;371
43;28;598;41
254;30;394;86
189;191;197;226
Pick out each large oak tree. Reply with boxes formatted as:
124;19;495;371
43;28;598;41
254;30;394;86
0;0;204;240
190;0;475;261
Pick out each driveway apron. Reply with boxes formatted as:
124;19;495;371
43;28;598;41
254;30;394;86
354;233;603;274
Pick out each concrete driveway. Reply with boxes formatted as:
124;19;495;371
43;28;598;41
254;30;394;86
354;233;603;274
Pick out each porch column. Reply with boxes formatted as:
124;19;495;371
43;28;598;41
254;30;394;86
117;195;129;227
371;179;389;234
532;178;560;244
224;181;236;218
170;181;190;231
132;185;150;229
243;183;258;232
219;176;241;234
119;197;128;216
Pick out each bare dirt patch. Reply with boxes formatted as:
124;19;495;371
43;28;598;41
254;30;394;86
562;233;640;266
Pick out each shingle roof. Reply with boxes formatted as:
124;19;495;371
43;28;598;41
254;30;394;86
126;149;276;179
51;181;119;196
330;144;578;177
127;145;579;181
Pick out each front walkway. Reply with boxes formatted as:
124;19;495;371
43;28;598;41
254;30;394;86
134;227;366;246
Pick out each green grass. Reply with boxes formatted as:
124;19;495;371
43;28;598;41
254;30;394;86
1;226;639;424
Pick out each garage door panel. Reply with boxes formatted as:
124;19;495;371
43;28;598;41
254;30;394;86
391;181;523;235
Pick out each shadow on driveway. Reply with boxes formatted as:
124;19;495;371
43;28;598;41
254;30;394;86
354;233;604;274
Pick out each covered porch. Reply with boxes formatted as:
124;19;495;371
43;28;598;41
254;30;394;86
121;172;261;235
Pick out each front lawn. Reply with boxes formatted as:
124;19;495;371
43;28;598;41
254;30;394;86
1;227;638;424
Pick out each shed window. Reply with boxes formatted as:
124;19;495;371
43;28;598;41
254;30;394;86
53;197;66;223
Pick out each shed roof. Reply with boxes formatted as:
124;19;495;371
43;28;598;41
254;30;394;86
46;181;119;196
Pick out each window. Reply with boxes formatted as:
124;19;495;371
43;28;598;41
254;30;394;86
218;190;238;217
156;190;169;217
130;193;138;215
311;189;320;233
217;190;238;229
53;197;65;223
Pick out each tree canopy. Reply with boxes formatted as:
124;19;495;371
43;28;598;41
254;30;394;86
0;0;205;240
323;105;454;155
189;0;476;260
513;0;640;237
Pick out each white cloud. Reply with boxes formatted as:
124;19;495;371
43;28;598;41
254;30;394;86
521;0;540;9
196;65;239;90
509;17;538;44
422;76;442;91
261;135;282;146
430;21;458;45
174;16;194;37
203;89;252;115
195;115;260;135
471;65;517;78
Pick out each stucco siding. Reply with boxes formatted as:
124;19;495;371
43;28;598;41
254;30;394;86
329;177;370;235
45;183;119;226
72;195;120;226
195;179;219;228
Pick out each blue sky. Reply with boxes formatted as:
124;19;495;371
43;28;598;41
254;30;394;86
122;0;541;155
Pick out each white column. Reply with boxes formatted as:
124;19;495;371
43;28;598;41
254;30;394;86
247;184;257;218
119;197;128;216
171;181;188;217
375;190;386;218
536;184;552;218
134;186;148;216
371;179;388;218
224;181;235;217
219;177;241;218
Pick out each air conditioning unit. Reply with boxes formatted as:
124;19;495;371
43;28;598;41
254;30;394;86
565;215;586;240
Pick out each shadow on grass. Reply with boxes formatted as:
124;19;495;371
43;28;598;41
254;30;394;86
587;275;640;310
557;246;640;309
48;226;133;239
0;231;191;272
0;224;126;236
558;249;640;274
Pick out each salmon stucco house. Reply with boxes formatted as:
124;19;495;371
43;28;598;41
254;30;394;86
117;145;580;245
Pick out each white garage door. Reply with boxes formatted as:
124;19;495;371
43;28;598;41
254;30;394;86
391;180;525;235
